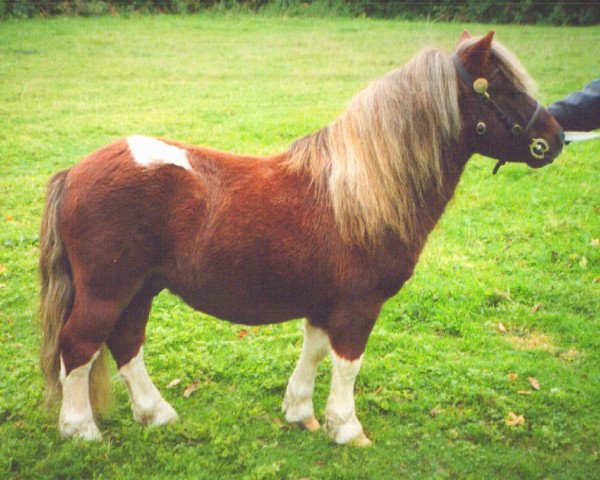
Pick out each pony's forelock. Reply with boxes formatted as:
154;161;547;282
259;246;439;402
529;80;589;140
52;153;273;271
456;36;538;96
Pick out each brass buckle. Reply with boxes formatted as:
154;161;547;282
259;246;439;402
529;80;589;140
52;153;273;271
529;138;550;159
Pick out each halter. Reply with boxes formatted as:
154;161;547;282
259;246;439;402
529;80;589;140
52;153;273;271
452;54;550;174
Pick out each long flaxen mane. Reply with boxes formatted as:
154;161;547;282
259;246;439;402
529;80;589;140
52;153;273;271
286;39;536;245
286;47;462;246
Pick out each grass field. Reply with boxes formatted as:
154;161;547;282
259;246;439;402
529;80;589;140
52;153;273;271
0;14;599;479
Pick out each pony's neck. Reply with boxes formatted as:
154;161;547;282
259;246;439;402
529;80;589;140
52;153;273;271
407;141;471;245
285;48;466;247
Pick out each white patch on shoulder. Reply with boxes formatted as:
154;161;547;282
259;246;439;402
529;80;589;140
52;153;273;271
127;135;192;171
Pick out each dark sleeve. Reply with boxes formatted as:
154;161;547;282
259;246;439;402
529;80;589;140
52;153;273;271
547;78;600;131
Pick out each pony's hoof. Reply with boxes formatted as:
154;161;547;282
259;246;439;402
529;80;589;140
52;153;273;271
351;433;372;447
282;393;317;431
60;419;102;441
302;416;321;432
324;414;367;445
150;399;179;426
136;398;178;426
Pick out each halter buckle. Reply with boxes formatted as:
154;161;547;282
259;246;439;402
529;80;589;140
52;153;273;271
529;138;550;159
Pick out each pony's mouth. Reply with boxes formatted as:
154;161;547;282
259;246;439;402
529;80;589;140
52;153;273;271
525;155;555;168
524;135;563;168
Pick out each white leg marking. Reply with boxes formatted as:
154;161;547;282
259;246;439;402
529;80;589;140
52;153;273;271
119;347;178;426
282;321;329;431
325;351;370;445
59;351;102;441
127;136;192;170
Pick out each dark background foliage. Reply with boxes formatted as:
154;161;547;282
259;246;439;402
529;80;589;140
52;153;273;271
1;0;598;25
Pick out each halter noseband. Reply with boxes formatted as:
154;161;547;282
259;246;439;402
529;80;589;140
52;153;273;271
452;54;550;174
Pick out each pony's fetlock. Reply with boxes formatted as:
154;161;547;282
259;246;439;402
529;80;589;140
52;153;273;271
134;398;178;426
282;390;318;428
324;411;368;445
60;415;101;441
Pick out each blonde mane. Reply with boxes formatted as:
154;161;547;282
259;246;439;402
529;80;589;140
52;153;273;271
285;38;536;245
286;47;462;245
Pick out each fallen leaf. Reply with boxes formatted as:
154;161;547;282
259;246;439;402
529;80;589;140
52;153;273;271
506;411;525;426
430;407;441;418
528;377;541;391
594;277;600;284
166;378;181;389
183;380;199;398
227;384;236;392
497;322;507;334
5;215;13;222
0;265;5;274
508;372;519;382
238;329;249;339
591;238;599;248
579;256;588;268
0;284;6;289
517;390;532;395
531;303;542;313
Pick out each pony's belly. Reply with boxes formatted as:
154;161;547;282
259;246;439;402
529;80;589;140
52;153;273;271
177;290;305;325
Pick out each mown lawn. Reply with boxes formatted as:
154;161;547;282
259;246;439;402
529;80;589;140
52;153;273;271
0;14;598;479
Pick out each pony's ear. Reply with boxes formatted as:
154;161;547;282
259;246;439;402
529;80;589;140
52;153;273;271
458;30;471;42
463;31;495;66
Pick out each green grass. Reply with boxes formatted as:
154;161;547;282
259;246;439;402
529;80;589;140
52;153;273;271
0;14;599;479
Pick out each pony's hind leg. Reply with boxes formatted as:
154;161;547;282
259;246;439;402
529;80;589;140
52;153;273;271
282;320;329;431
106;289;178;427
59;296;121;440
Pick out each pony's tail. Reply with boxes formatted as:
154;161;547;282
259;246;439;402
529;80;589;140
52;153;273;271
39;169;112;414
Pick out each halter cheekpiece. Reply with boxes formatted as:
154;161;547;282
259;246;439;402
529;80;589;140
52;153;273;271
452;54;550;174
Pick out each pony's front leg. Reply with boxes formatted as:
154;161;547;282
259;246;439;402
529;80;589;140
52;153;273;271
323;305;378;446
282;320;329;431
324;352;370;446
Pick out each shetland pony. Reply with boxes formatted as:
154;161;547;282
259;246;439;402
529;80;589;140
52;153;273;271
40;31;563;444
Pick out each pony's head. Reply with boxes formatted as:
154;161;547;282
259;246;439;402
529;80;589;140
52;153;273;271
455;31;564;172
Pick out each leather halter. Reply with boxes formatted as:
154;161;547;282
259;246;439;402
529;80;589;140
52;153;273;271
452;54;549;174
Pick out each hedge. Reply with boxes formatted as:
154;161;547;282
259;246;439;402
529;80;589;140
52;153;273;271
1;0;598;25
